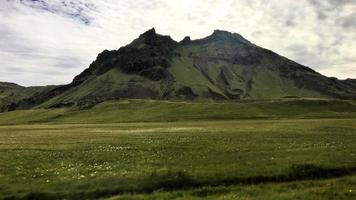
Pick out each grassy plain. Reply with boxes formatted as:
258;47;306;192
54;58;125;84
0;99;355;199
1;98;356;125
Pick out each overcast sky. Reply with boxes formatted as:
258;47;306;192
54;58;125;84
0;0;355;86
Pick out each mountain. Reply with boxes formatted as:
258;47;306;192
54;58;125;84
0;82;58;112
1;28;356;111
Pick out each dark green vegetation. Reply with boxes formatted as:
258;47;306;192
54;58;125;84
0;99;355;199
1;29;356;111
107;176;356;200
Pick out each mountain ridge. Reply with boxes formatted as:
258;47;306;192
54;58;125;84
1;28;356;112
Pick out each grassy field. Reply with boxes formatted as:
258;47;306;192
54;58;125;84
1;99;356;125
0;99;356;199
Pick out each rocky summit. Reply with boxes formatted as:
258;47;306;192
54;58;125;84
1;28;356;111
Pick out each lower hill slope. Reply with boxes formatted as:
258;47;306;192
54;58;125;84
0;99;355;125
0;82;57;112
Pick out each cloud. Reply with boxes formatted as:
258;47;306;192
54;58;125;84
19;0;96;25
0;0;355;86
309;0;355;19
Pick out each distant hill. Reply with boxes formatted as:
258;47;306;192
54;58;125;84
1;28;356;112
0;82;58;112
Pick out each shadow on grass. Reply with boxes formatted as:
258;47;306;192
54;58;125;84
5;164;356;200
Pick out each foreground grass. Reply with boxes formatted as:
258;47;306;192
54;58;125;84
0;119;355;199
108;175;356;200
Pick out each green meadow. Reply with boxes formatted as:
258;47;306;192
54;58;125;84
0;99;355;199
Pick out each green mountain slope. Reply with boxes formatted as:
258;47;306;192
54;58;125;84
1;29;356;111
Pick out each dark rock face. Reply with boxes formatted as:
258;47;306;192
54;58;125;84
72;49;119;85
117;46;171;74
180;36;192;45
122;28;178;74
73;28;178;84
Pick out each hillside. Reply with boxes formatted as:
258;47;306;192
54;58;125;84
0;82;57;112
0;99;356;125
1;29;356;111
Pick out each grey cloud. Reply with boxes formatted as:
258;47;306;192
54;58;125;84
4;66;26;73
18;0;96;25
0;25;41;57
286;44;327;69
285;18;296;27
340;15;356;29
52;56;84;69
0;15;88;85
309;0;356;21
308;0;355;11
284;12;298;27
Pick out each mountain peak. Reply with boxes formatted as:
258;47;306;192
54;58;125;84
212;29;231;35
202;29;251;46
130;28;177;49
180;36;192;45
140;27;156;37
